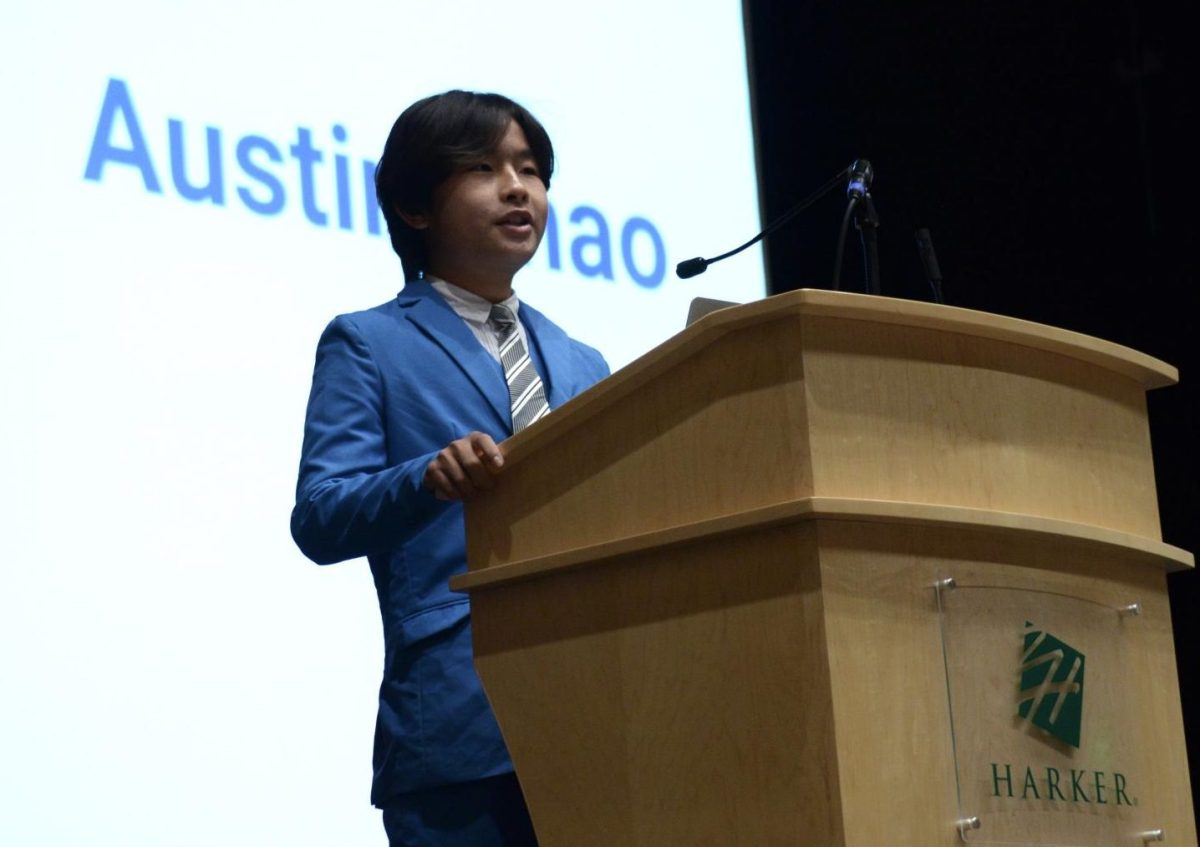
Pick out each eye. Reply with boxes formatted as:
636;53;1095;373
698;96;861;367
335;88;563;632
468;162;493;173
521;164;540;177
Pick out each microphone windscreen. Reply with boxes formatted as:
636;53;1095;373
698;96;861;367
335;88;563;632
676;257;708;279
846;158;874;200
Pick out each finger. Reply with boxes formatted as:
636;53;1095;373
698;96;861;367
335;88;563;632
430;450;476;500
467;432;505;470
441;453;477;499
423;465;458;501
449;439;495;492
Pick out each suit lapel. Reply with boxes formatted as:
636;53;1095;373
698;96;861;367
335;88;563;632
520;303;573;407
397;283;512;427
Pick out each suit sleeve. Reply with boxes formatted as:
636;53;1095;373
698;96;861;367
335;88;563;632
290;315;441;565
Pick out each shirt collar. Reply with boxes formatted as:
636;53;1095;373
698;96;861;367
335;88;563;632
428;276;520;326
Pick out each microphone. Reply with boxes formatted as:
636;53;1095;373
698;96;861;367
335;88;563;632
833;158;879;293
676;257;709;279
674;167;848;279
846;159;874;201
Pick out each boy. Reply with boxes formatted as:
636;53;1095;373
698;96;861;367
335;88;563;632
291;91;609;846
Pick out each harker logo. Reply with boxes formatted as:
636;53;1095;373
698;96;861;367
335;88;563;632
1016;621;1084;748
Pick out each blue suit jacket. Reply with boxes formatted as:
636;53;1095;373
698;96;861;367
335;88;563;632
291;281;609;805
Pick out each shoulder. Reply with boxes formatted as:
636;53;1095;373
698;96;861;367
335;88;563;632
319;289;436;349
520;302;610;380
565;336;610;380
324;298;403;336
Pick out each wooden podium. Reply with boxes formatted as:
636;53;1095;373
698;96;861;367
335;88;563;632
451;290;1196;846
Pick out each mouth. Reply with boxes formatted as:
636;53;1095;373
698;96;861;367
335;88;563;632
496;210;534;233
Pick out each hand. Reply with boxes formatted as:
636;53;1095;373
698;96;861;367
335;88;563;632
423;432;505;501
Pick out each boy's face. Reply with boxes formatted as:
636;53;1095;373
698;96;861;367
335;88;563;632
404;119;548;299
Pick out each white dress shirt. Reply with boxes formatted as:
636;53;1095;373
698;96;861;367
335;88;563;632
428;277;526;364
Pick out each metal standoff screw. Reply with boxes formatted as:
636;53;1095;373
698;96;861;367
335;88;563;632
957;816;981;834
1120;602;1143;617
1140;829;1165;843
934;577;958;591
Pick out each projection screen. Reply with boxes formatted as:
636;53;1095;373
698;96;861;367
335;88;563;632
0;2;764;843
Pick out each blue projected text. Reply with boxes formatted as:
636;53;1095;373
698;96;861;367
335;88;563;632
83;78;668;288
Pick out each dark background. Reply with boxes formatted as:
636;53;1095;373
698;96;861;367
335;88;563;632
744;0;1197;810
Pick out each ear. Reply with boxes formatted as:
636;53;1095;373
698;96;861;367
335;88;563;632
397;206;429;230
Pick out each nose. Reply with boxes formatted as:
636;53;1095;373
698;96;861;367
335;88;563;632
500;165;529;203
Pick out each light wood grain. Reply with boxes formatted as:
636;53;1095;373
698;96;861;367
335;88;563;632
816;520;1197;847
469;513;1197;846
467;314;813;568
452;497;1192;593
499;290;1176;471
800;313;1164;539
471;523;846;846
467;291;1174;571
458;292;1193;846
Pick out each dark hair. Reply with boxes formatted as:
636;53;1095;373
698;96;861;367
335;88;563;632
375;90;555;280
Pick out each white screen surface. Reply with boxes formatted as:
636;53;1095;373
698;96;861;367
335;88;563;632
0;2;764;844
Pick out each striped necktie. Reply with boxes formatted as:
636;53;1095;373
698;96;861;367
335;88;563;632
488;304;551;433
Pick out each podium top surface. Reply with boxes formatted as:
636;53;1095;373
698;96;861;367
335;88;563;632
464;288;1184;577
503;289;1177;465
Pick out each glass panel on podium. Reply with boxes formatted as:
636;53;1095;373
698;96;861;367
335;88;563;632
936;579;1154;846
